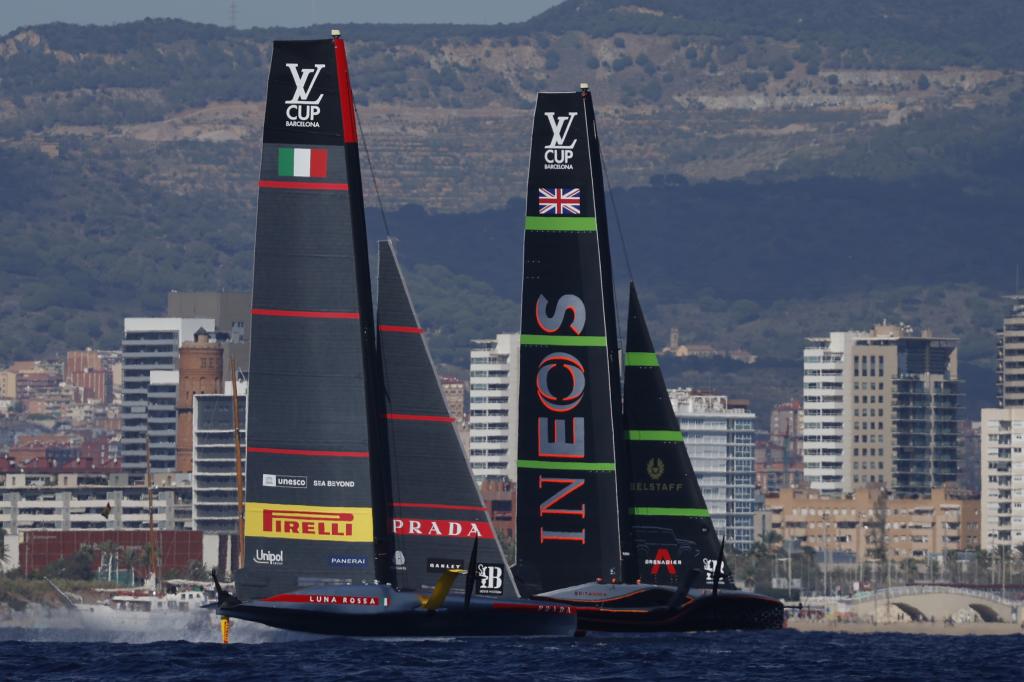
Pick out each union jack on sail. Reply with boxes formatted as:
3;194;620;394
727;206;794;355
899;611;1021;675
538;187;581;215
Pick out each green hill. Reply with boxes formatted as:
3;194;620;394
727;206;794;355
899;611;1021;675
0;7;1021;422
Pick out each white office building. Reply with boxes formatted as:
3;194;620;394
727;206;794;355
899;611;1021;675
468;334;519;482
669;389;757;552
803;335;847;495
192;390;246;535
0;471;193;532
980;408;1024;551
121;317;213;472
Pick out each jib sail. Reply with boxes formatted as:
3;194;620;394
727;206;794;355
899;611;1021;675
622;283;733;589
515;90;627;594
376;240;515;597
239;36;388;599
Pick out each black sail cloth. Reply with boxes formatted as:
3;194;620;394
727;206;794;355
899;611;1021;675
623;283;734;590
376;240;515;597
238;38;386;600
515;91;628;594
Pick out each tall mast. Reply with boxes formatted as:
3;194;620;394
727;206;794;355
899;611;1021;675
581;85;632;581
230;357;245;571
332;30;396;586
145;437;158;586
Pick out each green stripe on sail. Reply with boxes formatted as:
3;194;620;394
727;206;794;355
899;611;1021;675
277;147;293;176
518;460;616;472
627;429;684;442
525;216;598;232
624;352;659;367
520;334;607;347
630;507;710;518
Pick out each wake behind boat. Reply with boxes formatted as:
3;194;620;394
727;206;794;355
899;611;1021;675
514;87;783;631
214;32;574;638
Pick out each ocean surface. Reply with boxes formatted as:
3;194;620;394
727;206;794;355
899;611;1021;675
0;628;1021;681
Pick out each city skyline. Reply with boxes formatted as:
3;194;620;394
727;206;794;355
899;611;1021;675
2;1;1023;646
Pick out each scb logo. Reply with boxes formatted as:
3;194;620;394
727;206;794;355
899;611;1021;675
476;563;504;594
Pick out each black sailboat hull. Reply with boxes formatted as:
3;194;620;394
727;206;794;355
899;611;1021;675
217;585;577;637
535;583;783;632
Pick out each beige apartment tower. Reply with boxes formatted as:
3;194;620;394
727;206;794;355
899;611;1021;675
803;324;961;498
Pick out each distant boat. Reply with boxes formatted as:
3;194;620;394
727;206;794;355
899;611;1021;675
37;577;215;635
213;32;574;638
513;87;783;631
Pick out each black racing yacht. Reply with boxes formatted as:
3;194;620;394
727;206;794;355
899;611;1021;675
213;33;574;638
513;87;783;631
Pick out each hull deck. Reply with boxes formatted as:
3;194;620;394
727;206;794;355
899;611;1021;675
535;582;784;632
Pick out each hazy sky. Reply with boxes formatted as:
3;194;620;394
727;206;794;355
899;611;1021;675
1;0;563;34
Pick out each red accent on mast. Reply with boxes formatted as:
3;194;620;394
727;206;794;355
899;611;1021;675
333;36;358;144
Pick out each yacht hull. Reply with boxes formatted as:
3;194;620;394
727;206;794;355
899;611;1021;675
217;585;577;637
535;582;784;632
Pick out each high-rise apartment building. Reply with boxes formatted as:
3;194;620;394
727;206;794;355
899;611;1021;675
192;392;246;535
979;408;1024;551
121;317;214;473
147;370;179;470
803;324;961;498
669;389;757;552
468;334;519;481
757;399;805;494
996;295;1024;408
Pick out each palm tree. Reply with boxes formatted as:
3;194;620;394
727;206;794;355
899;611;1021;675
121;546;146;586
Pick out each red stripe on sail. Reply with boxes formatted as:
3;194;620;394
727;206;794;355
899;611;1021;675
251;309;359;319
392;502;486;512
385;413;455;423
378;325;424;334
258;180;348;191
310;149;328;178
248;447;369;458
333;37;358;144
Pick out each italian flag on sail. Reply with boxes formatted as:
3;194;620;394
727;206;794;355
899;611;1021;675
278;147;328;178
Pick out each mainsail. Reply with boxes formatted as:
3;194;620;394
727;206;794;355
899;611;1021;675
623;283;733;589
376;240;514;597
239;37;389;599
516;90;627;593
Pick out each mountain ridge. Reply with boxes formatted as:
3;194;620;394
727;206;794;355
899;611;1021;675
0;9;1020;422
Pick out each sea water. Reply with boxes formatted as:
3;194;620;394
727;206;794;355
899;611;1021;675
0;629;1021;681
